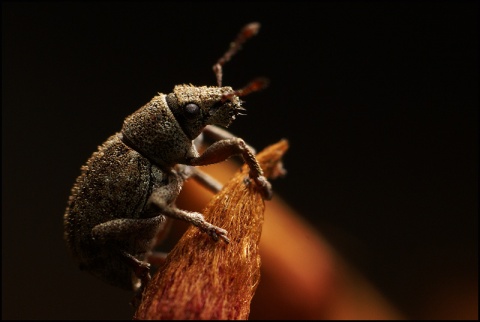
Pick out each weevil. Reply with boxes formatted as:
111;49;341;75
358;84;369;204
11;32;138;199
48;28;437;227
63;22;272;295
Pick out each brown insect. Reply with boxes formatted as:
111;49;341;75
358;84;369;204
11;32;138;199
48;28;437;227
63;22;271;295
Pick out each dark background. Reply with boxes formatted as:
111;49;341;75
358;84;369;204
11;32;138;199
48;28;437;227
2;1;478;319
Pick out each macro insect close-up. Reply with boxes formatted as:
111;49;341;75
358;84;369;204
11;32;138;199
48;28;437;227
63;22;272;297
4;3;477;320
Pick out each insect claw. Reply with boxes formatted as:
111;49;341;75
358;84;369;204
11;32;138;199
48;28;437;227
220;234;230;244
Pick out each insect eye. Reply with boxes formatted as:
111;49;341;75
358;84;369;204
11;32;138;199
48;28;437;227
184;103;200;116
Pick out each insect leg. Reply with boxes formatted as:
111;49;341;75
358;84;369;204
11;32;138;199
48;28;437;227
187;138;273;200
91;216;167;249
174;163;223;194
120;250;151;287
188;166;223;193
147;196;230;244
202;125;257;154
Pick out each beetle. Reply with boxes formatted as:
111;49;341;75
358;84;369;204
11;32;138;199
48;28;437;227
63;22;272;294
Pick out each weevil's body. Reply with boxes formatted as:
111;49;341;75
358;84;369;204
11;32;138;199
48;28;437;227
64;22;271;295
64;85;270;290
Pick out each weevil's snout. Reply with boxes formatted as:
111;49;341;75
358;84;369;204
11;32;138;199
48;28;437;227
166;85;242;140
209;89;245;127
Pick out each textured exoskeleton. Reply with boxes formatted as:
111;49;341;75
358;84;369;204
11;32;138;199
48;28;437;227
63;22;271;294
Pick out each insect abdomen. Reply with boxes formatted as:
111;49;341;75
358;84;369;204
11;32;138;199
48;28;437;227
64;134;151;265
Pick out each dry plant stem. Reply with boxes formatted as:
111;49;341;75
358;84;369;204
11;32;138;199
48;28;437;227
134;139;289;320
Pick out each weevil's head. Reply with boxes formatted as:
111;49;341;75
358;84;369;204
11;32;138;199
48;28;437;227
166;84;244;140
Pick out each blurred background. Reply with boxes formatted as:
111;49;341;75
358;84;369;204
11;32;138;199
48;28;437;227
2;1;477;319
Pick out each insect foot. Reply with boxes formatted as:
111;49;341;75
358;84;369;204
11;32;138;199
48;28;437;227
63;22;272;295
201;223;230;244
253;175;273;200
173;210;230;244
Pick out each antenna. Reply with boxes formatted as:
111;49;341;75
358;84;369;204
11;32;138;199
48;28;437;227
221;77;269;102
213;22;261;87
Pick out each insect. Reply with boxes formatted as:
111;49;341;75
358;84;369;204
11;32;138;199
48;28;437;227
63;22;272;295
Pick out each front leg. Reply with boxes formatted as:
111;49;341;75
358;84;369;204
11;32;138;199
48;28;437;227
201;125;257;154
186;137;273;200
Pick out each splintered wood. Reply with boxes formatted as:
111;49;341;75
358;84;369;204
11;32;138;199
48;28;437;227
135;139;288;320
